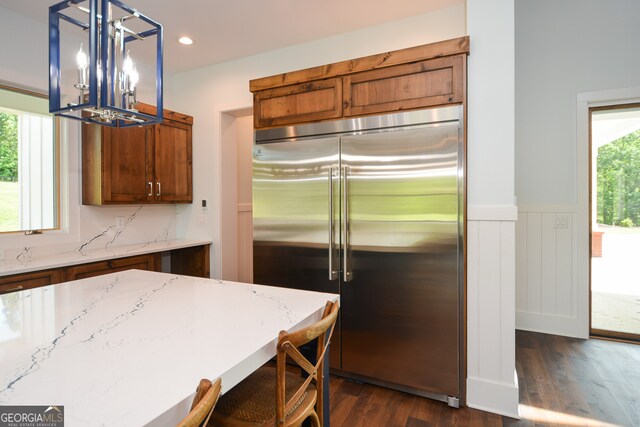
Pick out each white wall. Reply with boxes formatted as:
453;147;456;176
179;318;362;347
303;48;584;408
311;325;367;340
466;0;518;418
515;0;640;338
0;5;179;260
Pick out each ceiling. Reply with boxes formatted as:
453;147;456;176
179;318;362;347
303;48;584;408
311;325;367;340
0;0;464;74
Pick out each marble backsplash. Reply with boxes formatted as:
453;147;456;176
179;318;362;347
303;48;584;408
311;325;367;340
1;204;177;266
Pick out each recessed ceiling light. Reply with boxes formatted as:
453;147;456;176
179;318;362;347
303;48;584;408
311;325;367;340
179;36;193;45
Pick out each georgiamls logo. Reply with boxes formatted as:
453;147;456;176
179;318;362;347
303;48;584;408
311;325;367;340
0;405;64;426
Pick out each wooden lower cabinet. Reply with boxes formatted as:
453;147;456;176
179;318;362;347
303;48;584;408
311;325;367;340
0;245;211;295
65;253;161;281
0;269;66;295
170;245;210;278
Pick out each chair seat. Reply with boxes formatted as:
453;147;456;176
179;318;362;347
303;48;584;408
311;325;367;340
211;366;317;426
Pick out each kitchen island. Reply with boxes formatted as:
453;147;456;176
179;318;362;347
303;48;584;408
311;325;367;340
0;269;338;426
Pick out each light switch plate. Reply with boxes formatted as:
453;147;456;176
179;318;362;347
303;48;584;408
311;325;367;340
555;214;569;229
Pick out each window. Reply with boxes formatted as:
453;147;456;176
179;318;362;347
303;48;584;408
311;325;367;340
0;85;58;233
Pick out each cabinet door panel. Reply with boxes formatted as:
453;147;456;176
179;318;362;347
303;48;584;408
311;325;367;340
343;55;464;117
66;254;160;281
254;78;343;128
154;121;193;203
0;269;65;295
103;126;152;203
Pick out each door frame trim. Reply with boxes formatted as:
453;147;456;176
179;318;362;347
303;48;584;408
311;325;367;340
576;86;640;339
588;102;640;343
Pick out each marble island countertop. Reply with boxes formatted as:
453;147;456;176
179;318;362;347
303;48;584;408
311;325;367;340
0;239;211;277
0;269;338;426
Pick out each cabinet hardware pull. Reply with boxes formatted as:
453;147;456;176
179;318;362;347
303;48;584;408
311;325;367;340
328;167;337;280
342;166;352;282
148;181;153;197
1;285;24;294
157;182;161;197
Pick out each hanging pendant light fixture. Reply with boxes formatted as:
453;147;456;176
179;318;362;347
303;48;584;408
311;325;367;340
49;0;163;126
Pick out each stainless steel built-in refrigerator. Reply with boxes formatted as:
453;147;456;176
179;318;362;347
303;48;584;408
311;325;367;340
252;106;464;406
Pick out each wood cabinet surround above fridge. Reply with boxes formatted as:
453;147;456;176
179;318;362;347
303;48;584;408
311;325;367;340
250;36;469;129
82;103;193;205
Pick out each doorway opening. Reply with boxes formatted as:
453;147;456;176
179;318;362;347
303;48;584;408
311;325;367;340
220;108;254;283
590;103;640;342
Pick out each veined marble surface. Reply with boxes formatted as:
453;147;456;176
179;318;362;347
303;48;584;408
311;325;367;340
0;269;338;426
0;239;211;277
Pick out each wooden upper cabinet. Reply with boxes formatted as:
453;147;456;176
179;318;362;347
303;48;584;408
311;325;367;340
82;104;193;205
254;78;342;128
343;55;464;117
250;36;469;128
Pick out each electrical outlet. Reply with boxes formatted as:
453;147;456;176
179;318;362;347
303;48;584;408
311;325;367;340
555;214;569;229
116;216;125;229
197;214;207;226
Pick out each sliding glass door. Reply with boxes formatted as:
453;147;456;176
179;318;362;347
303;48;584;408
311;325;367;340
590;104;640;342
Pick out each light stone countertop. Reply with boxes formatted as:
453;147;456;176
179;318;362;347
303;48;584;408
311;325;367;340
0;269;339;426
0;239;211;277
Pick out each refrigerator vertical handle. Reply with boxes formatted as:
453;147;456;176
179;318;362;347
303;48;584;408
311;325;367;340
328;167;337;280
342;166;352;282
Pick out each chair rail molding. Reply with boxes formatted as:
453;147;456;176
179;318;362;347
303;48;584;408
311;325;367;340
468;205;518;221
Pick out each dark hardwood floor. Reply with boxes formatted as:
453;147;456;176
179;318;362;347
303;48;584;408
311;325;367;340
329;330;640;426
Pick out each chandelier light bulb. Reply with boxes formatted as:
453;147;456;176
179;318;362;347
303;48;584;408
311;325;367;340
76;43;89;89
76;44;88;70
130;67;139;90
123;51;135;75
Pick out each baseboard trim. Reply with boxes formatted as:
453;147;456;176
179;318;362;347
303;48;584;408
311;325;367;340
466;376;520;419
516;311;587;339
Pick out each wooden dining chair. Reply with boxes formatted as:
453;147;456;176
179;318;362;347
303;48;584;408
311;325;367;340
210;300;339;427
177;378;222;427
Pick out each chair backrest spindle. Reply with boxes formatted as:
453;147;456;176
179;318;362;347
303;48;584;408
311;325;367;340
275;300;339;426
177;377;222;427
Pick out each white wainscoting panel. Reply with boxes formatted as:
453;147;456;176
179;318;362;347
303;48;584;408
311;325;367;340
467;216;519;418
515;205;580;337
237;203;253;283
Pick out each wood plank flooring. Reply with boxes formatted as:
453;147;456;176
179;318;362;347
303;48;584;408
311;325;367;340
329;330;640;426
